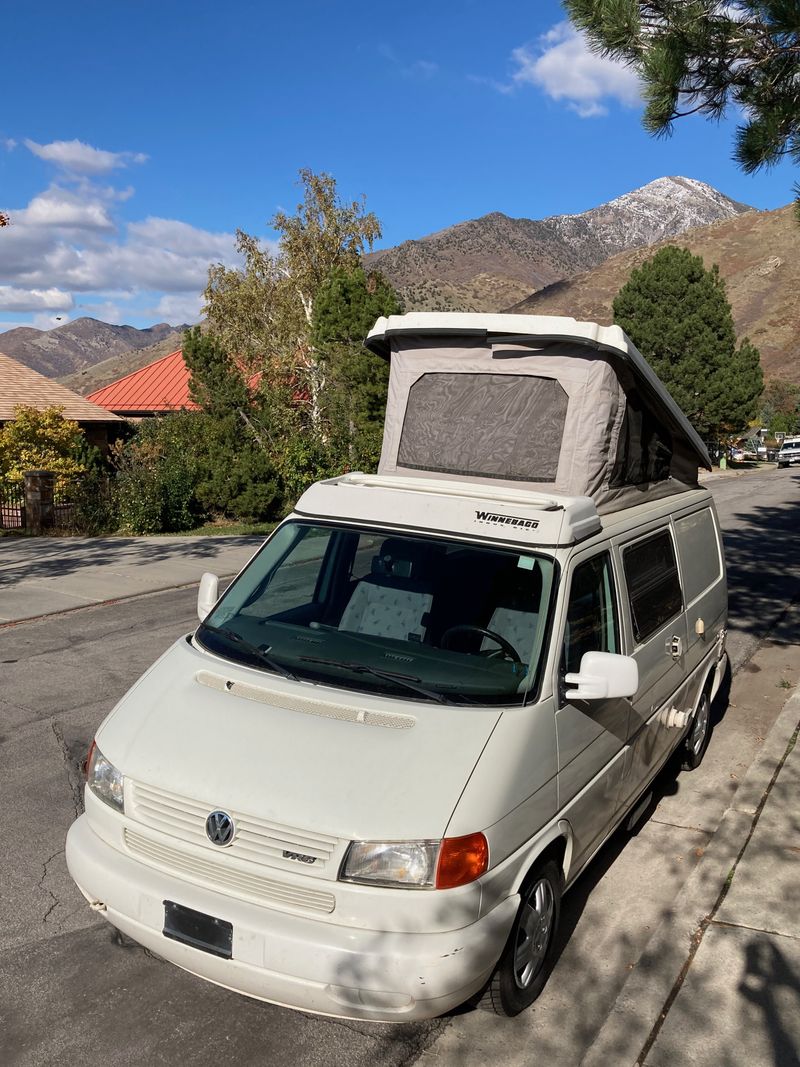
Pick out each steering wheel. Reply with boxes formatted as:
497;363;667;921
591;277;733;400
440;624;522;664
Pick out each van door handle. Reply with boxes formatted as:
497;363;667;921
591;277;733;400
667;635;683;659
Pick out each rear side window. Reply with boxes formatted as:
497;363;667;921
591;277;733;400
623;530;682;643
674;509;721;603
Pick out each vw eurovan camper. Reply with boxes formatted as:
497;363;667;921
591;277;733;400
66;314;728;1020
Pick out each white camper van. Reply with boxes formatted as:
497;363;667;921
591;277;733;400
66;314;727;1021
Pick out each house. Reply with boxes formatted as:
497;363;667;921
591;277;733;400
85;348;199;419
0;350;123;449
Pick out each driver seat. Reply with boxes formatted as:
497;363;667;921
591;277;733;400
481;564;541;661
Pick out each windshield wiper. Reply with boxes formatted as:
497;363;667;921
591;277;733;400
199;622;298;681
298;656;455;705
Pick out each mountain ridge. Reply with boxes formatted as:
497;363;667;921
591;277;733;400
509;203;799;382
366;176;752;312
0;318;189;379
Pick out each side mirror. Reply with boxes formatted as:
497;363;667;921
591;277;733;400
564;651;638;701
197;572;220;622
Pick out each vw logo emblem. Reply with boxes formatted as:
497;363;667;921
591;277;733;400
205;810;235;847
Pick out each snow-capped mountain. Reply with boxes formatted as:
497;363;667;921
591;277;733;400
366;177;752;312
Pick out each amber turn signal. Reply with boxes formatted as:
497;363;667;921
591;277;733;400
436;832;489;889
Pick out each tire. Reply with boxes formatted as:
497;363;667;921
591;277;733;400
778;463;788;469
682;689;712;770
487;858;563;1016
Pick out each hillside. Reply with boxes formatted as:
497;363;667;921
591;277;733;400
509;204;799;382
366;177;751;312
58;330;187;394
0;318;188;379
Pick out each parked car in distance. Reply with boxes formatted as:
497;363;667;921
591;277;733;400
777;437;800;468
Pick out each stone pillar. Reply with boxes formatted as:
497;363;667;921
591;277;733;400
24;470;55;533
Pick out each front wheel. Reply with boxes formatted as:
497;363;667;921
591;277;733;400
487;858;563;1016
682;690;712;770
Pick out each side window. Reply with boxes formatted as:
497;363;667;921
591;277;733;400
623;529;682;643
561;553;619;678
674;508;721;603
243;527;335;618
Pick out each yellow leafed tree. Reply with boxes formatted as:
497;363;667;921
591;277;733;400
0;406;86;488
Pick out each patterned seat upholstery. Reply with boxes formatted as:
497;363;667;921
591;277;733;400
480;564;542;661
482;606;539;661
338;538;436;642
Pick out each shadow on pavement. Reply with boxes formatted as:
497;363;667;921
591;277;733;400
0;535;262;588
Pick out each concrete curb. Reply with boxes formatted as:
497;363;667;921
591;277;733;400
0;572;239;629
580;690;800;1067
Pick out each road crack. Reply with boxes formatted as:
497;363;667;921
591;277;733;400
38;850;62;924
51;717;84;821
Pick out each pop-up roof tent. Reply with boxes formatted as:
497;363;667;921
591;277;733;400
365;313;711;515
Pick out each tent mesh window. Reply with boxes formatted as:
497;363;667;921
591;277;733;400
610;389;673;487
397;373;568;482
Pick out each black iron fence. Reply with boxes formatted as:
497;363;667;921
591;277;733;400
53;482;76;528
0;473;115;534
0;480;25;529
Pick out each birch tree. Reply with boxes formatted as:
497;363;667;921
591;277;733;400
204;169;382;431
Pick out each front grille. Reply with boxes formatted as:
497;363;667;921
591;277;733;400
124;828;336;913
129;780;341;875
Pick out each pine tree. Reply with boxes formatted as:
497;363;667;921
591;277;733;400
565;1;800;212
613;246;763;437
312;265;403;469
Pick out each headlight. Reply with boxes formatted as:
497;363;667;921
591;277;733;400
341;841;440;888
341;832;488;889
86;742;125;813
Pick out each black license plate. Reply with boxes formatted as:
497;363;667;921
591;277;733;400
163;900;233;959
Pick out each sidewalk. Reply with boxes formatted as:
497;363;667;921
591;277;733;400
583;691;800;1067
0;535;263;624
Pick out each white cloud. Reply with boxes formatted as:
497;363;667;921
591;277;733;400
32;312;70;330
1;140;246;329
127;217;237;260
467;74;515;95
24;138;148;175
2;183;240;297
3;138;17;151
19;186;115;230
149;292;204;325
489;22;642;117
79;300;123;324
378;44;439;81
0;286;74;312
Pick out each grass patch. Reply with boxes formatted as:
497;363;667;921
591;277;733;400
168;519;278;538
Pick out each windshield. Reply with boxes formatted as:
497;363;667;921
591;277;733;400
197;522;556;706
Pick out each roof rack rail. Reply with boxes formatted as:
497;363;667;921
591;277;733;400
295;472;602;547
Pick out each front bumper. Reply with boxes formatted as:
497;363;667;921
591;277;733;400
65;814;518;1021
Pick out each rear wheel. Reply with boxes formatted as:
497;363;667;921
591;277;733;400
682;690;712;770
487;858;563;1016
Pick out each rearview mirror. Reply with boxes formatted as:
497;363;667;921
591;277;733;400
564;651;638;701
197;572;220;622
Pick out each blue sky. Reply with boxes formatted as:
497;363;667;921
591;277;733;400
0;0;795;333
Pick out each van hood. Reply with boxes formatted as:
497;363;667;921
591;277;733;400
97;637;502;841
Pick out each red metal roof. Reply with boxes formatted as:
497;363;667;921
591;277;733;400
86;349;200;414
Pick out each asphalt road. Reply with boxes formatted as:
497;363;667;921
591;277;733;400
2;467;800;1066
